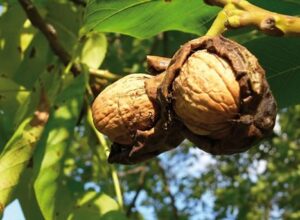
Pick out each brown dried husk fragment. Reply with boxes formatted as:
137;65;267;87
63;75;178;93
159;35;277;154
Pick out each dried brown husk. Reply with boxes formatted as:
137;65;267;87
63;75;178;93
158;35;277;154
93;35;277;165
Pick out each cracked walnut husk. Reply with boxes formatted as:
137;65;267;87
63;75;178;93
159;35;277;155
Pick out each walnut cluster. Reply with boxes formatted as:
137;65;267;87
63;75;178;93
92;36;277;164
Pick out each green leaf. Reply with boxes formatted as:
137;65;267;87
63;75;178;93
0;77;31;147
244;37;300;108
0;90;49;213
13;168;44;220
34;74;86;220
8;1;84;88
0;64;63;149
252;0;300;15
78;33;107;69
68;191;127;220
0;4;27;77
12;32;53;88
100;211;129;220
45;1;82;52
82;0;218;38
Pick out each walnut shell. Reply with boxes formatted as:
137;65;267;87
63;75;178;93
92;74;158;145
173;50;240;139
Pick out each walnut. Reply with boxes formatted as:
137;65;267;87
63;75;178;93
173;50;240;139
92;74;158;145
159;35;277;155
92;72;184;164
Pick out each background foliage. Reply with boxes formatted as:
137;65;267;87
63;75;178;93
0;0;300;219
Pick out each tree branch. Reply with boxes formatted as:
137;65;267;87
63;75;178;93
156;159;179;220
205;0;300;36
118;166;147;177
18;0;81;76
89;69;121;80
18;0;120;82
206;9;228;36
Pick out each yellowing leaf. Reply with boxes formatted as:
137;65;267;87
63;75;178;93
0;91;49;213
34;74;86;220
80;33;107;69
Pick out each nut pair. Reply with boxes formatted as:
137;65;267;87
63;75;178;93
92;36;277;164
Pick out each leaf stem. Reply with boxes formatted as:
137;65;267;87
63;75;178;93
111;168;124;209
205;0;300;36
87;107;124;209
96;133;124;209
89;69;121;80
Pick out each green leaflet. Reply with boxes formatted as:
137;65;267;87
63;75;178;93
75;32;107;69
244;37;300;108
0;4;27;77
0;77;31;147
68;191;128;220
45;1;82;49
0;90;49;213
81;0;218;38
12;168;44;220
0;64;63;150
12;32;52;88
34;74;86;220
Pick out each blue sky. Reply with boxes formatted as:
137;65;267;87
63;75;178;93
2;200;25;220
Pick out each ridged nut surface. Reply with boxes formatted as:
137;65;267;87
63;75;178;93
173;50;240;139
92;74;157;145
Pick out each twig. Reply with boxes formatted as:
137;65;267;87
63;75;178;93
118;166;147;177
89;69;121;80
18;0;81;76
205;0;300;36
18;0;120;81
156;159;179;220
206;9;228;36
126;168;147;217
